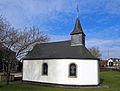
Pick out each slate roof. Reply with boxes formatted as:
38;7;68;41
24;40;97;60
70;17;85;36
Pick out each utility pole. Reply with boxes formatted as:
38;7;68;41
108;48;109;59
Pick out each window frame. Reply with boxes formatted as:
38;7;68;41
42;63;48;76
68;63;77;78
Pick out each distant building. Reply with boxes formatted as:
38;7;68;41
107;58;120;67
99;60;107;68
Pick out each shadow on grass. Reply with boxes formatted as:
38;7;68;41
0;85;4;88
0;82;10;88
100;78;104;84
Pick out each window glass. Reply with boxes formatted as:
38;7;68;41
69;63;76;77
42;63;48;75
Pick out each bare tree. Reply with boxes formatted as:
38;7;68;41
0;45;16;85
4;27;49;59
89;46;102;59
0;15;49;59
0;15;49;85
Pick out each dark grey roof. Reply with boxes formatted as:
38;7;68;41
70;17;85;36
24;40;97;60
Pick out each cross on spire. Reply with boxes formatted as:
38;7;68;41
77;4;79;17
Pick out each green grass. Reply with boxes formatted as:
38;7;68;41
0;71;120;91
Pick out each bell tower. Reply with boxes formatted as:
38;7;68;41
70;6;85;46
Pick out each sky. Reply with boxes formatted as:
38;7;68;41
0;0;120;60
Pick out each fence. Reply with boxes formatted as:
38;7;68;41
0;75;14;81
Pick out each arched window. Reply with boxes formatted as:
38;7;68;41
42;63;48;75
69;63;77;77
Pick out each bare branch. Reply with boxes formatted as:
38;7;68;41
88;46;102;58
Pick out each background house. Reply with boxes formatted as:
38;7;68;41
107;58;120;67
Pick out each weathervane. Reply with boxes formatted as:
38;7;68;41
77;4;79;17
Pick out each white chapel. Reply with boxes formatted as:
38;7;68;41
23;13;99;87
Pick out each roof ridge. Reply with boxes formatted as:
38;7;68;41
36;40;70;45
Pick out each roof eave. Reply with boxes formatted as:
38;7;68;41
23;57;99;60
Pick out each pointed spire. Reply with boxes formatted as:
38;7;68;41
70;5;85;35
70;17;85;36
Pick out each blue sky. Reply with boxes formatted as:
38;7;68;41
0;0;120;60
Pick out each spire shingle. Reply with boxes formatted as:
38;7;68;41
70;17;85;36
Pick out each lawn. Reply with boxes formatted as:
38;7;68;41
0;71;120;91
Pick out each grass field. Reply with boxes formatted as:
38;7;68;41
0;71;120;91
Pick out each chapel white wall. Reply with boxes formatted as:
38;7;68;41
23;59;99;85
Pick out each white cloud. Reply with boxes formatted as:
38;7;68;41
0;0;75;28
86;39;120;48
85;25;120;40
0;0;120;29
105;0;120;15
49;34;70;42
86;39;120;59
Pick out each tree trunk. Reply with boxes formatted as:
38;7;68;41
6;72;10;85
6;62;10;85
3;62;5;75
